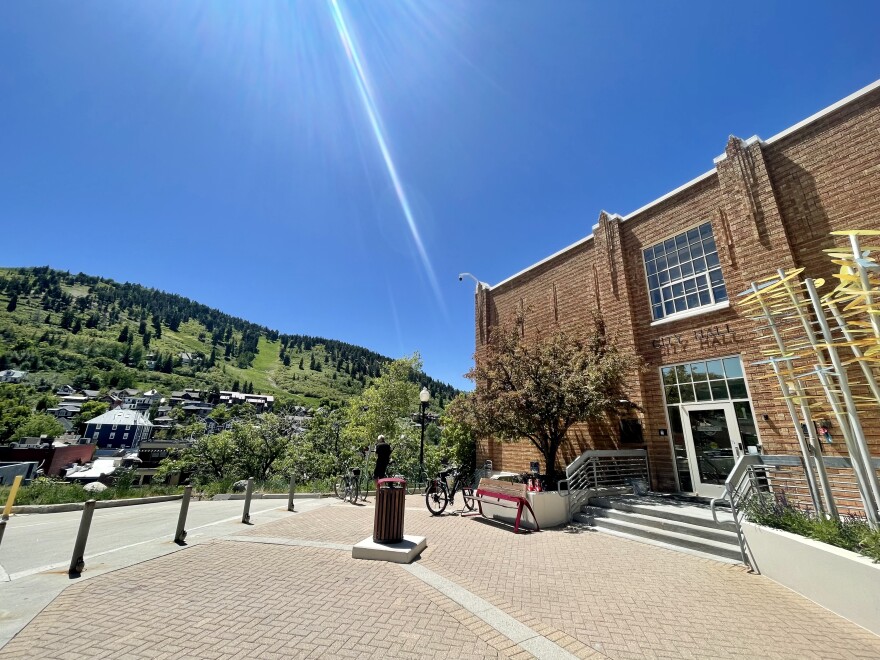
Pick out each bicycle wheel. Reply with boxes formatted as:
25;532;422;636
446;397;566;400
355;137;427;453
334;477;346;500
350;479;360;504
359;476;370;501
461;486;476;512
425;481;448;515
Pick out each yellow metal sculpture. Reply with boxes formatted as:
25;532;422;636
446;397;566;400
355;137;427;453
738;230;880;528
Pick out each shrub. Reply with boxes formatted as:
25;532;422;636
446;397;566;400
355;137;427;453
743;492;880;563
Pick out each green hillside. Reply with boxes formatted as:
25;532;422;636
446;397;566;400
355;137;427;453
0;266;457;409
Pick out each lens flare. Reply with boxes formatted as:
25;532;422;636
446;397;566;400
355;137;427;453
328;0;445;312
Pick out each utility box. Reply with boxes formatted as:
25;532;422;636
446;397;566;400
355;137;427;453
373;477;406;544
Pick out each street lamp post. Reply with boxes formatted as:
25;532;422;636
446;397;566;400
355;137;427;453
418;387;430;480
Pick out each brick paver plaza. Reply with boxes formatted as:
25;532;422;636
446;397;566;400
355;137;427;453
3;496;880;659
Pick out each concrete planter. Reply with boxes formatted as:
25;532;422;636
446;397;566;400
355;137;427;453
741;521;880;636
480;490;569;530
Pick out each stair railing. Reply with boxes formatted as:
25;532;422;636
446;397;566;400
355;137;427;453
711;453;880;571
559;449;649;521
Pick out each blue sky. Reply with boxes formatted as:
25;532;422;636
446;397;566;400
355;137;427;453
1;2;879;391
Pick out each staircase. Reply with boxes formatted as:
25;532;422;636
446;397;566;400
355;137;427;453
575;493;743;563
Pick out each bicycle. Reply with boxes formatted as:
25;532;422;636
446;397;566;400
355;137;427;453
333;466;361;504
425;465;476;515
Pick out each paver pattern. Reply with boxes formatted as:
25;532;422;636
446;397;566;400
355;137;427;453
3;495;880;659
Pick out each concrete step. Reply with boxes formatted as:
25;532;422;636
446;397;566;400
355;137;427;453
588;495;737;533
581;505;739;545
574;511;743;562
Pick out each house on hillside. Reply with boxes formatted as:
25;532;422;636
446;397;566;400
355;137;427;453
0;370;27;383
56;384;76;396
170;390;203;406
178;352;202;366
219;391;274;412
83;409;153;450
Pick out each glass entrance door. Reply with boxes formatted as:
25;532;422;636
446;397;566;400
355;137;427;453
679;403;743;498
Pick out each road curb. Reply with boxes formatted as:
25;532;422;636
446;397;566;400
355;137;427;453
212;492;328;501
11;495;183;514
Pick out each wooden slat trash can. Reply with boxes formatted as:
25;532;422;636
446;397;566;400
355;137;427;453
373;477;406;544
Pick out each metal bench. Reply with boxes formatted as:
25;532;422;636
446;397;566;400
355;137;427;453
462;478;540;533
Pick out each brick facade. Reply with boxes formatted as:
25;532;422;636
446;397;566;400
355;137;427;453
474;81;880;493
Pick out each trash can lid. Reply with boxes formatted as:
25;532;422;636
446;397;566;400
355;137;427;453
378;477;406;486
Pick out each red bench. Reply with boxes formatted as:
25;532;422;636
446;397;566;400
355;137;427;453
462;478;540;533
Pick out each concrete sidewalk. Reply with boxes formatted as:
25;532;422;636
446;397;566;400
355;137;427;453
2;495;879;659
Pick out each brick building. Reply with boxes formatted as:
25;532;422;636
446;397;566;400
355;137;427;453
473;80;880;498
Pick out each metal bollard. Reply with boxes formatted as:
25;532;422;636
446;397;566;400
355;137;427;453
174;486;192;544
287;474;296;512
69;499;96;575
242;477;254;524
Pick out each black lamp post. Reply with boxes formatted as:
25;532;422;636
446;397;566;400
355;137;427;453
418;387;430;478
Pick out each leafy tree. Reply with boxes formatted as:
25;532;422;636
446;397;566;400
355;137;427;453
231;413;296;481
439;394;478;476
208;403;231;425
74;400;110;428
342;354;432;478
459;317;636;488
0;384;34;442
12;414;65;441
162;431;237;482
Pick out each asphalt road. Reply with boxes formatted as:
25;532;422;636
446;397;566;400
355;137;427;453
0;496;331;581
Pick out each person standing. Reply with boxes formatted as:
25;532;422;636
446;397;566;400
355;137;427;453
373;434;391;487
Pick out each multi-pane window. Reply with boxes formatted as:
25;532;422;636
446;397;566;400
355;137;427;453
643;222;727;321
661;357;747;405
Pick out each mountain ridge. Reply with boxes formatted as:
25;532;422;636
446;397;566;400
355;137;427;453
0;265;457;408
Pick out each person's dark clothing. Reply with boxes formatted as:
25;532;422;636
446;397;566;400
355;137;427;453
373;440;391;480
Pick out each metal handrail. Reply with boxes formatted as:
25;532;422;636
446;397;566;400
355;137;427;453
562;449;649;521
711;453;880;570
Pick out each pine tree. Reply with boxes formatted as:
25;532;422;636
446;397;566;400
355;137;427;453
142;331;151;348
298;357;304;370
283;354;291;367
138;319;147;334
71;318;82;334
232;379;240;392
118;325;130;343
6;294;17;312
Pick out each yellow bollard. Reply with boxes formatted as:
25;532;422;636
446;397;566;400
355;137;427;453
2;475;23;520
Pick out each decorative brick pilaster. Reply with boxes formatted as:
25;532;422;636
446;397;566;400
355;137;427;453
715;136;796;283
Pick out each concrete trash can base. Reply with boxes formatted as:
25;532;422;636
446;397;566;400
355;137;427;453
374;477;406;544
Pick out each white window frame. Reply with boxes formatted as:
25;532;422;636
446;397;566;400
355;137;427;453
659;354;762;493
642;221;728;323
110;432;116;440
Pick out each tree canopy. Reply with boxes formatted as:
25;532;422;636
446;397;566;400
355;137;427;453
460;317;636;487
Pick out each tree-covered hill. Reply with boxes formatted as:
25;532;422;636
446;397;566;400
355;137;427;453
0;266;457;408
